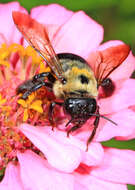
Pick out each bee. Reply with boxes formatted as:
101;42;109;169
12;12;130;150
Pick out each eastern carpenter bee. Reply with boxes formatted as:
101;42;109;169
12;12;130;150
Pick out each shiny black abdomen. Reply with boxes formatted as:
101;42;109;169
64;98;97;120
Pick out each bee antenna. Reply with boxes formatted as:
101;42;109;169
89;113;117;126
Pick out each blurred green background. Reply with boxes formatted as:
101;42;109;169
0;0;135;189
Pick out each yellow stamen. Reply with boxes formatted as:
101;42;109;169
18;93;43;121
23;109;29;122
0;60;10;67
25;46;42;65
39;62;51;73
8;43;25;56
0;94;6;106
17;99;27;108
30;100;43;113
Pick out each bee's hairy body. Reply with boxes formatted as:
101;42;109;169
53;53;98;99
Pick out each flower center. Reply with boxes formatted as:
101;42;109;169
0;43;55;170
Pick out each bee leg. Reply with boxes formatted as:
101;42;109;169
21;81;52;100
17;72;55;99
33;72;56;83
48;102;56;129
65;118;74;128
67;123;82;137
86;108;100;151
48;101;63;129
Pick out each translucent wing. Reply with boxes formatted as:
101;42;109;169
89;44;130;86
12;11;64;81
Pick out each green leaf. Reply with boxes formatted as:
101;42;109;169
102;138;135;151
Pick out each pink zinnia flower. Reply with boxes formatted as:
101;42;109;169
0;2;135;190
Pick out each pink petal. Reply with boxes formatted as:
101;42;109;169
74;173;127;190
81;142;104;166
17;150;74;190
0;33;6;44
95;108;135;142
115;108;135;140
31;4;73;25
115;106;135;140
116;133;135;141
0;163;23;189
74;183;87;190
99;79;135;114
20;124;104;171
91;148;135;185
0;2;27;45
52;11;103;58
30;4;73;42
47;127;104;166
98;40;124;50
20;124;82;172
